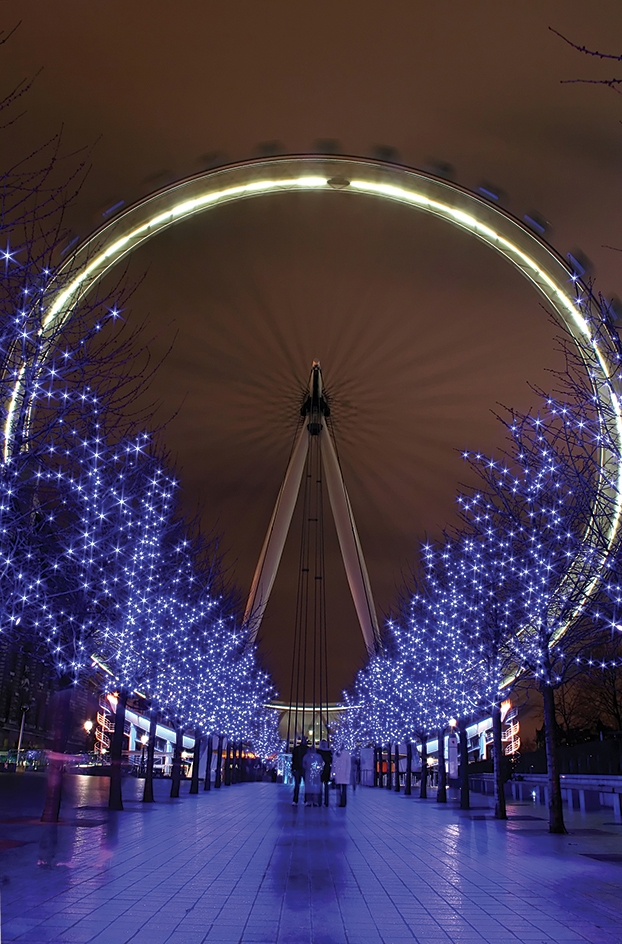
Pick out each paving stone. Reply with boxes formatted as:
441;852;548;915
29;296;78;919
3;777;622;944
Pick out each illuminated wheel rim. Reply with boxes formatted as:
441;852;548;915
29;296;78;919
5;155;622;641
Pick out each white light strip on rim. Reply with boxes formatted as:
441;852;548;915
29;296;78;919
42;177;328;329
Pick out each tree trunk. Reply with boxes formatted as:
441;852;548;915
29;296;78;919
373;744;379;787
419;737;428;799
492;703;507;820
541;681;566;834
405;741;412;796
108;690;127;811
386;744;392;790
204;734;213;790
240;743;245;782
436;728;447;803
41;683;73;823
224;740;232;785
611;684;622;733
142;710;158;803
189;727;202;794
170;726;183;798
458;718;470;810
394;743;400;792
214;735;223;788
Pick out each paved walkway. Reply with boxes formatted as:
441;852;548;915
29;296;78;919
1;774;622;944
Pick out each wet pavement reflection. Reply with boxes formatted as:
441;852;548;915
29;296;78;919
1;773;622;943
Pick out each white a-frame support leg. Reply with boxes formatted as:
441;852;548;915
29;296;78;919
319;417;380;654
243;401;380;654
243;425;309;645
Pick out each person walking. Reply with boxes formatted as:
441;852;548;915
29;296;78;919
302;744;322;806
352;750;360;791
318;739;332;807
291;737;308;804
359;745;374;787
333;747;351;808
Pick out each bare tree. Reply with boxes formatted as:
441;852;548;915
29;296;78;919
550;28;622;94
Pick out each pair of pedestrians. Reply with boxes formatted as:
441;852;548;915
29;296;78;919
292;738;330;806
291;738;351;807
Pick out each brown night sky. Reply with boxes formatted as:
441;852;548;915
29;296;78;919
3;2;622;702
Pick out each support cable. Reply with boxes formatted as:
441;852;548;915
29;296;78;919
319;453;329;743
288;441;312;750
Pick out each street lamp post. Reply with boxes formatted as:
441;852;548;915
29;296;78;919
16;705;29;767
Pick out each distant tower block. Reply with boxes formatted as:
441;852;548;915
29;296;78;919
243;362;380;654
